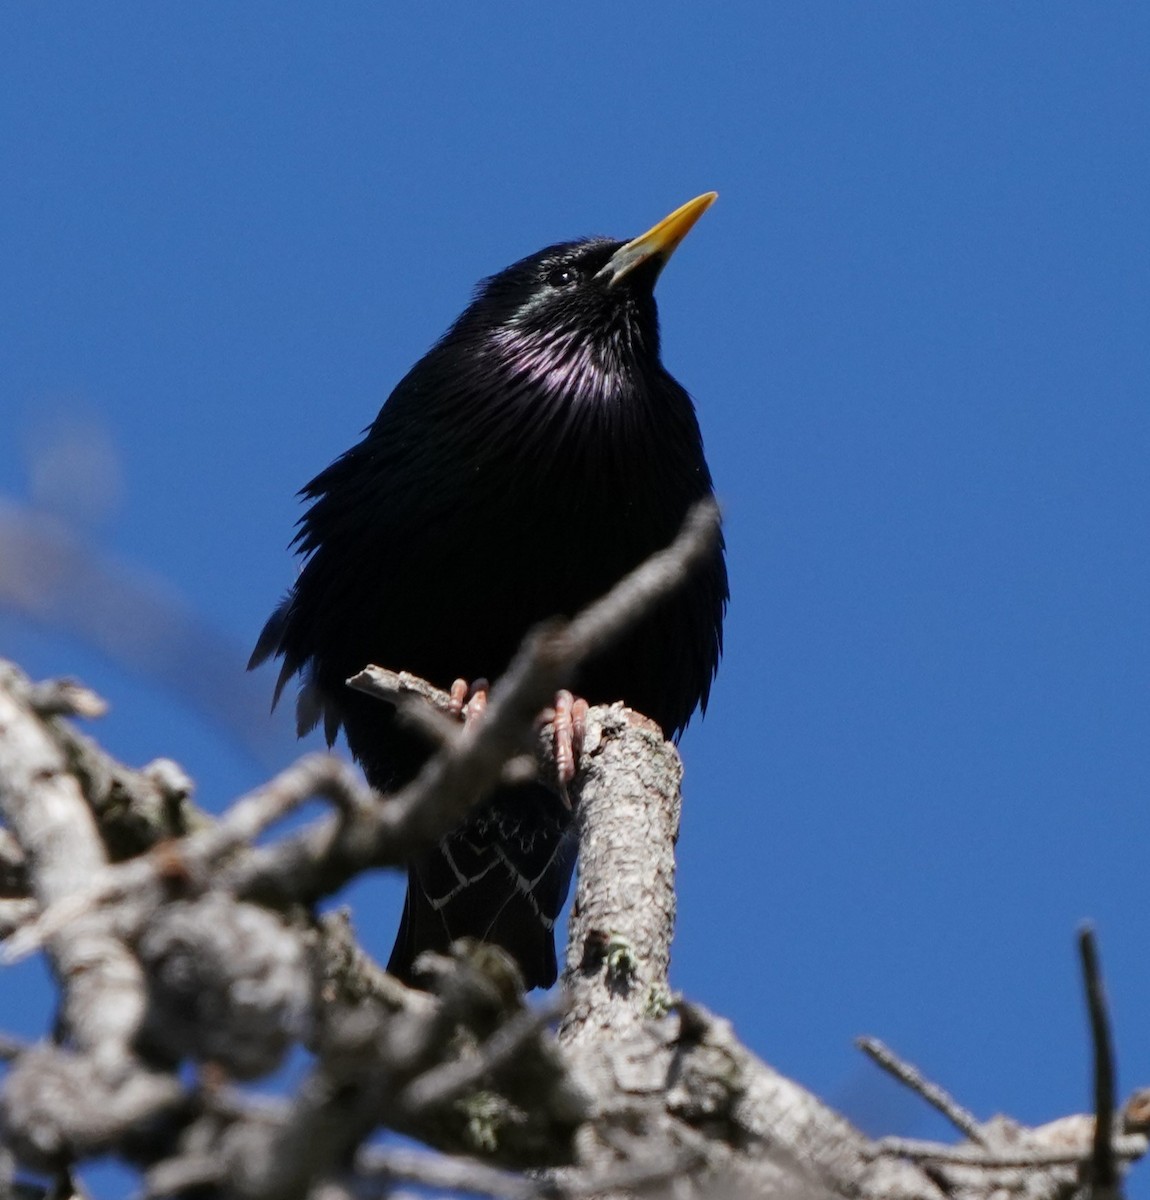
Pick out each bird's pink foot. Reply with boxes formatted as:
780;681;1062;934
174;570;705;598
550;689;589;800
449;677;489;730
453;678;586;802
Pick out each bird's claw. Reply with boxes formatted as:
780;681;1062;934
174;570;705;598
453;679;586;805
449;677;489;729
550;689;588;805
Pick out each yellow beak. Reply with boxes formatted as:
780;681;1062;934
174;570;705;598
596;192;718;288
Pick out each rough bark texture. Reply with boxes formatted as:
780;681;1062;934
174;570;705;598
561;706;682;1044
0;507;1146;1199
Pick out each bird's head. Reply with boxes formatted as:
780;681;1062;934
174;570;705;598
446;193;717;404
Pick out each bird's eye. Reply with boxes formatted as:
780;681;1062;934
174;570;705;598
546;265;579;288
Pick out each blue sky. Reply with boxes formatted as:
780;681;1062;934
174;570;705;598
2;3;1148;1192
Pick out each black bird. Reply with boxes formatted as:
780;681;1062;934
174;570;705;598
251;194;727;989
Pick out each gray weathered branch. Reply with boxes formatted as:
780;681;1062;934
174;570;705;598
0;496;1145;1199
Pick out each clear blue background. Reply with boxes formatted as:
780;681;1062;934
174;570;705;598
2;4;1148;1194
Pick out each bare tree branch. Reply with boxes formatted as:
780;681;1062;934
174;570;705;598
0;663;144;1067
1080;923;1119;1197
225;498;724;907
856;1037;988;1146
354;1145;543;1200
400;995;569;1117
0;497;1146;1200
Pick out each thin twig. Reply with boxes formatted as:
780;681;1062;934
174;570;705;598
348;667;462;747
0;898;38;941
359;1141;709;1200
356;1145;541;1200
400;995;567;1115
1079;923;1118;1191
26;678;108;721
857;1037;988;1146
867;1134;1148;1169
348;667;538;785
347;666;455;713
566;1147;711;1197
142;1154;223;1198
226;500;722;906
3;753;367;963
565;499;720;655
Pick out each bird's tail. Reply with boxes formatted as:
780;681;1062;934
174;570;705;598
386;784;577;991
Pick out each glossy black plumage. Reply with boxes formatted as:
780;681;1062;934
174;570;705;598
251;199;727;989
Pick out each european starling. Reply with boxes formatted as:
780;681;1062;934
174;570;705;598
251;194;727;989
